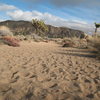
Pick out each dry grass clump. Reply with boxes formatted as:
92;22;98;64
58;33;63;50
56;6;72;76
16;34;44;42
93;38;100;51
51;37;88;48
88;36;100;58
62;38;75;47
0;26;13;36
62;37;88;48
1;36;20;47
16;35;26;41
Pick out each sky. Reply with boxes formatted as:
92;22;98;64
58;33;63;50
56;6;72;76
0;0;100;34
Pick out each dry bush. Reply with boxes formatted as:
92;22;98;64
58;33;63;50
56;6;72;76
16;35;28;41
62;38;75;47
0;39;5;45
88;36;100;58
0;26;13;36
62;41;74;47
16;34;44;42
1;36;20;47
62;37;88;48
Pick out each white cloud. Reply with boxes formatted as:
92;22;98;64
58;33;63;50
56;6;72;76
7;10;34;20
0;3;17;11
7;9;65;23
0;19;5;22
7;9;97;34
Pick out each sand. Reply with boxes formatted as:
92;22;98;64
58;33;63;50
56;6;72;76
0;41;100;100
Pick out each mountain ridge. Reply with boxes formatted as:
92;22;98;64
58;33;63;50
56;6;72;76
0;20;85;38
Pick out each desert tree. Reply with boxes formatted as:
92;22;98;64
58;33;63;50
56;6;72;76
32;19;48;36
94;22;100;33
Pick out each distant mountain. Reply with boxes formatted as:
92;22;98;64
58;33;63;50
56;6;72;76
0;20;85;38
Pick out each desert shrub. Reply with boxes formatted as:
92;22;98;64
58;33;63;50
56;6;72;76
16;34;44;42
1;36;20;47
0;38;5;45
62;41;74;47
62;37;88;48
62;38;74;47
88;36;100;58
0;26;13;36
16;35;26;41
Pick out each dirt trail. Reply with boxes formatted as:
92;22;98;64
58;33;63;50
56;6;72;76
0;41;100;100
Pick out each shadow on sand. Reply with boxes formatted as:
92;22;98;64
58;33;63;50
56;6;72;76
55;48;96;58
64;49;98;54
56;52;96;58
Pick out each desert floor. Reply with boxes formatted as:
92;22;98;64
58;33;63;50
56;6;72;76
0;41;100;100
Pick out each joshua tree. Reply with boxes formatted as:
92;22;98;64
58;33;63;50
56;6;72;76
32;19;48;36
94;22;100;33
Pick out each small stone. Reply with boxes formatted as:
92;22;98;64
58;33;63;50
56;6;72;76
30;75;36;78
84;79;91;83
50;83;58;88
24;72;30;77
10;79;18;83
86;94;94;98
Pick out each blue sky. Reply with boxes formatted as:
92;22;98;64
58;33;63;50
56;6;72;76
0;0;100;33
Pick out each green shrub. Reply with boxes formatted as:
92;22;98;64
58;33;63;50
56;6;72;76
32;19;48;36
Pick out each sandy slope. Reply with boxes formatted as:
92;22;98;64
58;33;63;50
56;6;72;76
0;41;100;100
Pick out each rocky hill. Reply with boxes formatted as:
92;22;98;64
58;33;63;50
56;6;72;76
0;20;85;38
